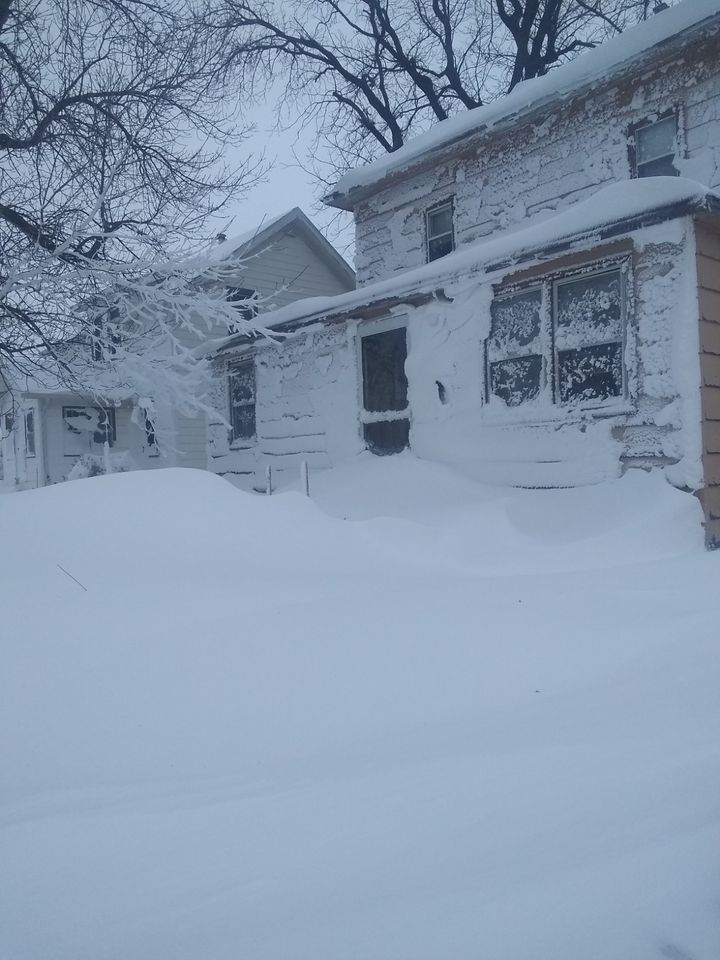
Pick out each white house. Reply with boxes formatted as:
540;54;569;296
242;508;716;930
210;0;720;546
0;208;355;490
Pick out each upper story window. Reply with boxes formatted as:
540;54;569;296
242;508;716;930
91;313;122;361
632;113;678;178
426;199;455;262
228;357;256;443
227;287;257;334
487;263;627;410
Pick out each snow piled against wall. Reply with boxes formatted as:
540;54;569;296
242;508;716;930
1;463;719;960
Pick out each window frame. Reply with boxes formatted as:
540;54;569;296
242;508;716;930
425;198;455;263
629;109;680;180
24;409;36;458
62;405;117;456
356;317;411;455
485;257;632;420
228;355;257;445
227;287;258;335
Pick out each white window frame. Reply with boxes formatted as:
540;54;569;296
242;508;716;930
425;199;455;263
62;405;117;456
631;111;679;179
485;259;632;421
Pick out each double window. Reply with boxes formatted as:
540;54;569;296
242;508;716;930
426;200;455;262
487;264;627;410
62;406;116;456
228;358;256;442
631;113;678;179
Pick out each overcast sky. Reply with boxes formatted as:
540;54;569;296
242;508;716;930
220;107;357;266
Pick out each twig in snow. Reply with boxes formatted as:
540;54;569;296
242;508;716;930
57;563;88;592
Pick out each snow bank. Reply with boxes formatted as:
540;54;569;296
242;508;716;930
1;464;719;960
330;0;720;199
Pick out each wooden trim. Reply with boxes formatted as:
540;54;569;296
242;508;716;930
495;239;633;291
695;214;720;547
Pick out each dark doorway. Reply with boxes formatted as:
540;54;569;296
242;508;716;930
360;326;410;455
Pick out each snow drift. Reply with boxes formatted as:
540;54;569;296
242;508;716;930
1;461;719;960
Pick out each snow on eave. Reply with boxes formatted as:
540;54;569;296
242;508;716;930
215;178;718;353
324;0;720;210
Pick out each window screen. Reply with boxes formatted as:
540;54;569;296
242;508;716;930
426;201;455;262
634;115;678;178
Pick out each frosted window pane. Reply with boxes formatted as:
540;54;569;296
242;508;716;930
229;361;256;441
490;355;542;406
555;271;622;349
558;343;622;403
490;290;542;354
636;116;676;165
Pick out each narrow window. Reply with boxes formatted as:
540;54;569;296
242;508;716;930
24;410;36;457
554;269;624;404
143;410;158;451
426;200;454;262
91;314;121;360
229;359;256;442
632;114;678;178
94;408;116;446
487;289;544;407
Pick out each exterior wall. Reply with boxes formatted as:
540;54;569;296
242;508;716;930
0;397;44;491
39;398;162;486
353;32;720;286
208;323;362;488
209;219;703;492
695;216;720;546
175;229;355;473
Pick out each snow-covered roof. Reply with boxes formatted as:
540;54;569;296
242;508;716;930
325;0;720;209
200;207;354;287
218;177;718;351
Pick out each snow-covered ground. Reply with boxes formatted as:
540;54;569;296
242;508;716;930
1;457;719;960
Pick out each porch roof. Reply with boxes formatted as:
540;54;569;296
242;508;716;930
215;177;720;353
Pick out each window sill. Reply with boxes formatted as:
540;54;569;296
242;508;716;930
481;399;635;428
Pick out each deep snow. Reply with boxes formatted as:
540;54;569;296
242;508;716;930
1;459;719;959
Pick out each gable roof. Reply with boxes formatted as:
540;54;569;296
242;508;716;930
325;0;720;210
208;207;355;289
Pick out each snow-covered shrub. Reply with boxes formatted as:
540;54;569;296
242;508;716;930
66;451;132;481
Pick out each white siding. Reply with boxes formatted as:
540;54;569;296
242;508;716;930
212;219;703;491
353;34;720;286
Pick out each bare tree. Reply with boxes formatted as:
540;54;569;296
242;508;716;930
0;0;261;402
220;0;665;178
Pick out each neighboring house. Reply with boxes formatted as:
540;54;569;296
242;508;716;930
211;0;720;546
0;208;355;490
